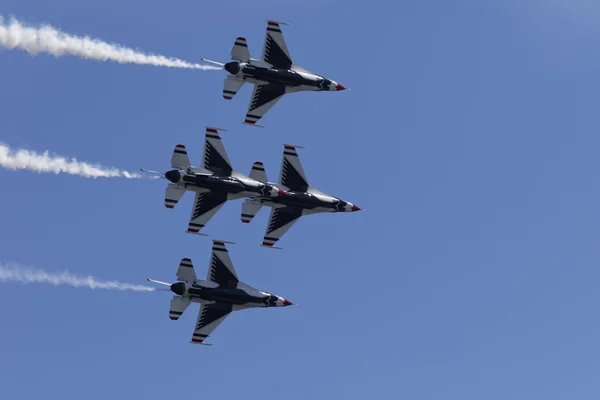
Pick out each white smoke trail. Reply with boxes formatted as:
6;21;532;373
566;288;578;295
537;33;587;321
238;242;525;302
0;143;150;179
0;16;220;70
0;264;155;292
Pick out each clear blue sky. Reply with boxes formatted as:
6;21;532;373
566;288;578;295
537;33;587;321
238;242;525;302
1;1;600;398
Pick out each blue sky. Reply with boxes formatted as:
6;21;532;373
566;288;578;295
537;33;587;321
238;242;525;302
1;0;600;398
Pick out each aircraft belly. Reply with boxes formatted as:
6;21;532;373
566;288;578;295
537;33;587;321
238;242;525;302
189;287;263;306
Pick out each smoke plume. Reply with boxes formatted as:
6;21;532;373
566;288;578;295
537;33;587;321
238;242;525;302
0;16;219;70
0;264;154;292
0;143;149;179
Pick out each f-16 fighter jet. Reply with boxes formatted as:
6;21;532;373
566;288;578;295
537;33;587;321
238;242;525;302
148;240;293;345
201;20;347;127
240;145;363;249
143;126;286;235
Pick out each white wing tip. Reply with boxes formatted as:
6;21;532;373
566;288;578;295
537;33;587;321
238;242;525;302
185;230;209;237
212;239;236;245
261;244;283;250
205;126;228;132
267;20;290;25
242;122;265;128
189;341;214;346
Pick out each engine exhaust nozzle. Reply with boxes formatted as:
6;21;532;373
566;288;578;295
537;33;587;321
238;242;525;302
170;282;186;296
165;170;182;184
224;61;240;75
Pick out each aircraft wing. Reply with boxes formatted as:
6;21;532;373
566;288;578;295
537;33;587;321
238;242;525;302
279;145;309;192
206;240;239;289
202;127;233;175
261;206;303;248
190;303;233;344
244;83;286;126
186;192;228;234
262;21;292;69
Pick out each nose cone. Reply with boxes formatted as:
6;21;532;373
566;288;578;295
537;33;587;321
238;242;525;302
165;170;182;184
351;204;362;212
336;83;347;91
278;188;287;197
283;299;293;306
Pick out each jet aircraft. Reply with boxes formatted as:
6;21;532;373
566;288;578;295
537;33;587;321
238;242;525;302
240;144;363;248
143;126;286;235
148;240;293;345
201;20;347;127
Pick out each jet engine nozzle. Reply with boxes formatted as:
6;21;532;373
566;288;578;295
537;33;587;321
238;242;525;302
224;61;240;75
170;282;186;296
165;170;182;184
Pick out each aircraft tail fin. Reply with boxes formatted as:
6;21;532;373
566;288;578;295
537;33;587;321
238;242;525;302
241;198;263;224
231;37;250;62
249;161;268;183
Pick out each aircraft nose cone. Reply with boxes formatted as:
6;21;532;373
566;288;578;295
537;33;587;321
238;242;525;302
283;299;293;306
351;204;362;212
336;83;346;91
165;170;181;184
278;188;287;197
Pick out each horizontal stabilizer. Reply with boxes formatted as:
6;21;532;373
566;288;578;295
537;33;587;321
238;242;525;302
249;161;268;183
223;76;245;100
165;184;185;209
170;296;191;320
176;257;197;282
231;37;250;62
241;198;263;224
171;144;190;169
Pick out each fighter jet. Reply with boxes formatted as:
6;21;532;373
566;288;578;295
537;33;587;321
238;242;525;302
142;126;286;235
148;240;293;345
201;20;347;127
240;144;363;249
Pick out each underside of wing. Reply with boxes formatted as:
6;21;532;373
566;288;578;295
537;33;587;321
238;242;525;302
262;21;292;69
191;303;232;344
206;240;239;289
279;145;309;192
187;192;228;234
262;206;303;248
244;84;286;126
202;127;233;176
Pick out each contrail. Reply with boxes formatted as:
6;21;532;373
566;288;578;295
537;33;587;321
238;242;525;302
0;143;151;179
0;16;219;70
0;264;155;292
